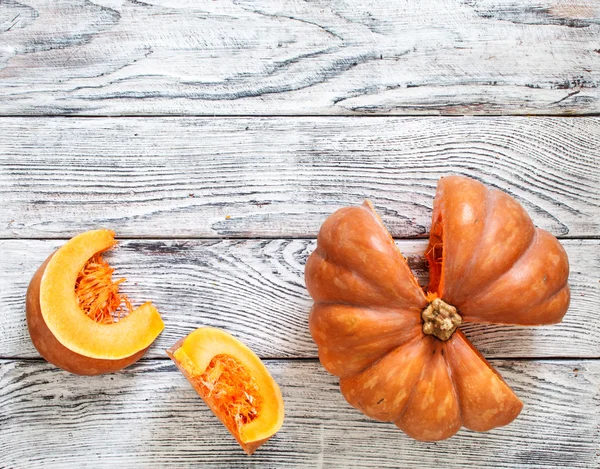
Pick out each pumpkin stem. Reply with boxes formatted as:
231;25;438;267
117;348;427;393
421;298;462;341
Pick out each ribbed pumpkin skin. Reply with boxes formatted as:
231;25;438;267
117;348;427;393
305;176;570;441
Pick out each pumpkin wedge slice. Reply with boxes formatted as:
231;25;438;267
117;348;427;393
167;327;284;455
26;229;164;375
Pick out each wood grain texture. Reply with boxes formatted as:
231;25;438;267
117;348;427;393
1;116;599;239
0;359;598;468
1;0;598;466
0;0;598;116
1;238;598;359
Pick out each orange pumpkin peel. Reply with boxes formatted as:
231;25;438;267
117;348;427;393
305;175;570;441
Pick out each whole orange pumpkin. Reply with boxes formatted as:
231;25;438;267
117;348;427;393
305;175;570;441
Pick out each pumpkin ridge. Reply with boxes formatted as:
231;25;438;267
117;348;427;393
536;283;571;312
309;303;424;378
321;255;396;305
441;339;464;430
440;186;494;297
393;337;435;424
452;330;505;381
321;323;422;355
525;274;570;310
394;338;462;440
465;284;570;326
363;201;426;301
314;241;425;309
340;334;428;422
471;285;570;327
312;302;435;329
384;336;430;422
464;229;539;306
445;331;523;431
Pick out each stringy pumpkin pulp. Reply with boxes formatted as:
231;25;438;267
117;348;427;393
193;354;263;433
75;253;133;324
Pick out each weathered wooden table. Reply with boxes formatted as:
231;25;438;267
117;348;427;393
1;1;599;468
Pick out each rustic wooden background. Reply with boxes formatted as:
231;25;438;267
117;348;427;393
1;1;599;468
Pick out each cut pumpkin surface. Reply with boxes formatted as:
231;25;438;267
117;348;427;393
306;175;570;441
167;327;284;455
26;229;164;375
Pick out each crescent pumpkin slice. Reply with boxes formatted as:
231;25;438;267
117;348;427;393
26;229;164;375
167;327;285;455
305;175;570;441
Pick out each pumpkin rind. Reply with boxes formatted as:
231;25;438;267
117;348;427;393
394;339;462;441
339;336;429;422
446;331;523;431
167;327;285;455
26;229;164;375
305;175;569;441
309;304;422;378
430;176;570;325
305;200;427;309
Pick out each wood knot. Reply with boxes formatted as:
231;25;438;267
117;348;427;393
421;298;462;341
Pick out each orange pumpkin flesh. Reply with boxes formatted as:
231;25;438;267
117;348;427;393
26;229;164;375
167;328;284;455
306;175;570;441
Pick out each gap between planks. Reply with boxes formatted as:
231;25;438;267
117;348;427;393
1;114;600;118
1;0;599;116
2;235;600;241
2;116;599;239
2;238;598;360
2;356;598;362
1;358;598;469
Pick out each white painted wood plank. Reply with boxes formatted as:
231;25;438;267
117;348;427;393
1;238;598;359
0;0;598;116
1;117;599;238
0;359;598;468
